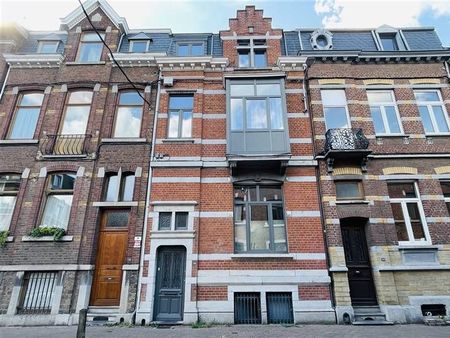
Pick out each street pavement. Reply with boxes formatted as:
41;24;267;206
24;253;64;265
0;324;449;338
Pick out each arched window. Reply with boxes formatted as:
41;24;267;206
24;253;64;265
0;174;21;231
113;91;144;138
103;169;135;202
8;92;44;139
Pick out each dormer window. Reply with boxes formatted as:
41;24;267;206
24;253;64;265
236;38;267;68
129;40;151;53
379;33;399;51
310;29;333;50
176;42;204;56
37;41;59;53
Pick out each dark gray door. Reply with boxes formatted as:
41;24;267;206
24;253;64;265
154;246;186;322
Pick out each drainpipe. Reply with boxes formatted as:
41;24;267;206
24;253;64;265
303;59;338;323
117;33;124;52
135;69;162;324
0;64;10;102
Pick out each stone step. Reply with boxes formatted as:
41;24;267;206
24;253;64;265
88;306;119;314
353;320;394;326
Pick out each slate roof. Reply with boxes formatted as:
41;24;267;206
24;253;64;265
19;32;67;54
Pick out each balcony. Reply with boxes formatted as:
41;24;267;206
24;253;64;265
38;134;93;158
324;128;371;173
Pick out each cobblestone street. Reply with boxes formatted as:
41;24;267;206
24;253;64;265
0;324;449;338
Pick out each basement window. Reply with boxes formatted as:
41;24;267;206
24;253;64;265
234;292;261;324
421;304;446;317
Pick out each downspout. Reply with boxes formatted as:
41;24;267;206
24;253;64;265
303;60;338;323
135;68;162;324
117;33;125;52
0;64;10;102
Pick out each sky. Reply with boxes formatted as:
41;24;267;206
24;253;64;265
1;0;449;46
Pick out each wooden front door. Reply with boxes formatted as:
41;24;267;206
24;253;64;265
90;210;129;306
341;222;378;306
153;246;186;322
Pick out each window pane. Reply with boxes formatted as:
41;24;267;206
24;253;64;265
254;50;267;68
432;106;450;133
418;106;434;133
169;96;194;109
335;181;363;200
380;34;398;51
82;33;104;42
385;106;401;133
158;212;171;230
370;106;385;134
324;107;349;129
272;205;287;252
441;182;450;197
9;108;40;139
181;111;192;138
249;205;269;251
50;174;75;190
41;195;73;229
177;44;189;56
230;84;254;96
105;175;118;201
131;41;147;52
114;107;142;138
259;187;282;201
78;42;103;62
257;84;281;96
415;91;440;102
238;51;250;67
175;212;188;230
21;93;44;106
39;42;58;53
387;183;416;198
246;99;267;129
0;175;21;192
269;98;283;130
61;106;90;134
168;112;180;138
68;91;93;104
391;203;408;241
119;92;144;105
321;90;347;105
407;203;426;241
234;205;247;252
367;92;393;103
121;175;135;202
105;211;129;227
191;44;204;56
0;196;16;231
230;99;244;131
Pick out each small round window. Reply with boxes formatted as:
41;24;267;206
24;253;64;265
310;29;333;50
316;35;328;48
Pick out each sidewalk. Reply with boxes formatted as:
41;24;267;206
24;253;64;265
0;324;448;338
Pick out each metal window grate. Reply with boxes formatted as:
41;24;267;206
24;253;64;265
17;272;57;314
234;292;261;324
421;304;446;316
266;292;294;324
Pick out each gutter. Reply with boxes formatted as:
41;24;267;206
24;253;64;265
135;73;162;324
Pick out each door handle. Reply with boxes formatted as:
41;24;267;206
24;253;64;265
107;277;113;280
355;270;360;274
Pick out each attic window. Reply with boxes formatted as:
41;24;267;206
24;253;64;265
310;29;333;50
130;40;151;53
176;42;204;56
379;33;399;51
37;41;59;53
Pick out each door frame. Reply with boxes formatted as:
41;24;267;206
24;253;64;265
340;217;378;306
153;245;187;322
90;209;130;307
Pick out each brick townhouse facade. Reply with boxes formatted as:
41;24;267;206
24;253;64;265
0;1;156;325
0;0;450;327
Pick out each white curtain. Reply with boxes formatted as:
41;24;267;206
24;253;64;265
0;196;16;231
40;195;73;230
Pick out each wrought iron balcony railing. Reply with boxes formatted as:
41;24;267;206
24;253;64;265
39;134;92;156
324;128;369;153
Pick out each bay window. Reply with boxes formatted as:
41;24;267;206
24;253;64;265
40;173;75;230
387;182;430;245
234;185;287;253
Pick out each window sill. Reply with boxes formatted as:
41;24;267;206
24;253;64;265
101;138;147;144
335;200;370;205
425;133;450;137
375;134;407;138
397;244;439;251
161;138;195;143
231;253;294;259
0;139;39;145
5;236;14;243
21;235;73;242
65;61;106;65
150;230;195;239
42;154;87;159
92;201;138;207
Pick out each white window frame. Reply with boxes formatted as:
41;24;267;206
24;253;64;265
321;89;351;131
129;39;150;53
176;42;205;56
367;90;404;136
374;27;408;51
388;181;431;246
236;38;267;68
152;204;195;232
167;95;194;139
37;40;59;53
414;89;450;135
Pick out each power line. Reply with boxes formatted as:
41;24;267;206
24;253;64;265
77;0;155;107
